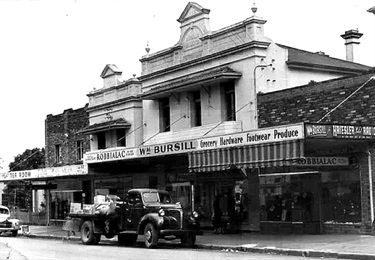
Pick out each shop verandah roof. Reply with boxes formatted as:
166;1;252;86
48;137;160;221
140;66;242;100
79;118;131;135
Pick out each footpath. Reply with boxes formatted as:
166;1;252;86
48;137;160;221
14;225;375;259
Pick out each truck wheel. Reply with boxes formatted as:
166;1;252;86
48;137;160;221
11;230;18;237
118;234;138;246
144;223;158;248
81;221;97;245
93;234;101;245
181;232;196;247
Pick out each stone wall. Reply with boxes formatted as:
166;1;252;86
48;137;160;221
45;105;90;167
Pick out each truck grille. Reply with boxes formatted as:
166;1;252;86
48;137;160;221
164;209;182;229
0;221;11;228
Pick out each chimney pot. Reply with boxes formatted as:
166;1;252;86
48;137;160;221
341;29;363;63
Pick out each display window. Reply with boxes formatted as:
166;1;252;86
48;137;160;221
50;190;82;220
321;170;361;223
259;169;361;224
259;173;319;223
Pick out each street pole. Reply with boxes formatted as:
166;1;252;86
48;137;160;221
253;64;272;124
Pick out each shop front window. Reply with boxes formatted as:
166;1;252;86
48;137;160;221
321;170;361;223
259;174;318;223
50;191;82;220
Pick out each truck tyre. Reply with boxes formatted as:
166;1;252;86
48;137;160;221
11;230;18;237
181;232;196;248
144;223;158;248
118;234;137;246
81;221;97;245
93;234;101;245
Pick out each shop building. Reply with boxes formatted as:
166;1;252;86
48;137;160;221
83;2;373;233
256;72;375;234
44;106;91;223
0;106;91;224
79;65;149;196
2;2;373;233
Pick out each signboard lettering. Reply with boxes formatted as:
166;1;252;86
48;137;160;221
306;123;375;139
84;123;304;164
297;157;349;166
0;164;88;181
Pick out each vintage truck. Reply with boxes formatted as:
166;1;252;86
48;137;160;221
67;188;200;248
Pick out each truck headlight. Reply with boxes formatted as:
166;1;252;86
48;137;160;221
158;209;165;216
193;211;199;218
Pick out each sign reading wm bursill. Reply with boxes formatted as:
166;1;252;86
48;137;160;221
84;123;303;164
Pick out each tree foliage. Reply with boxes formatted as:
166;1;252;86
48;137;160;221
3;147;45;210
9;147;45;171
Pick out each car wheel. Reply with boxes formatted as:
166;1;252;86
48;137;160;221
11;230;18;237
81;221;97;245
144;223;158;248
118;234;138;246
181;232;196;247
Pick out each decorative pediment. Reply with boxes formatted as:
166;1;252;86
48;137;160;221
100;64;122;79
177;2;210;23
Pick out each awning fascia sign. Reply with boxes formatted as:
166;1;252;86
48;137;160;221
84;123;304;164
0;164;88;181
305;123;375;139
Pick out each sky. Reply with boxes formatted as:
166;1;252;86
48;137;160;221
0;0;374;171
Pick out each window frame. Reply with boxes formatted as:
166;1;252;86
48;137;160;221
159;97;171;132
55;144;62;164
191;90;202;127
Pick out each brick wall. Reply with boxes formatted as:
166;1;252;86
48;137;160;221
45;105;90;167
258;72;375;127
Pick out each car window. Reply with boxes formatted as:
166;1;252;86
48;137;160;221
0;208;9;214
159;193;172;203
142;192;159;203
126;193;142;206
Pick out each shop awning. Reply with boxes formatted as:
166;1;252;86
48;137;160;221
189;148;233;173
188;140;304;173
232;140;304;168
79;118;131;135
141;66;242;100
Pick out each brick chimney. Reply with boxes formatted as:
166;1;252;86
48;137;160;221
341;29;363;63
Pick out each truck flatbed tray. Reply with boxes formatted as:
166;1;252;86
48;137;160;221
68;213;120;219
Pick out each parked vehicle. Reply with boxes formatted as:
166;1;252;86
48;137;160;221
68;189;200;248
0;205;20;236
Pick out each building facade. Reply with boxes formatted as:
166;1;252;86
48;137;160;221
1;2;374;233
82;2;373;233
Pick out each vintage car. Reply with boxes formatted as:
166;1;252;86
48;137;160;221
0;205;20;236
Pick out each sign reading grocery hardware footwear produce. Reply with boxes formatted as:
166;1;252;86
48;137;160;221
305;123;375;139
197;124;303;150
84;123;304;164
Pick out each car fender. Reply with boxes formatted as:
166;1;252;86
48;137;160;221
138;213;163;233
8;219;20;229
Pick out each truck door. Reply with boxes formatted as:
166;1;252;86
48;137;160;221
124;192;143;230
